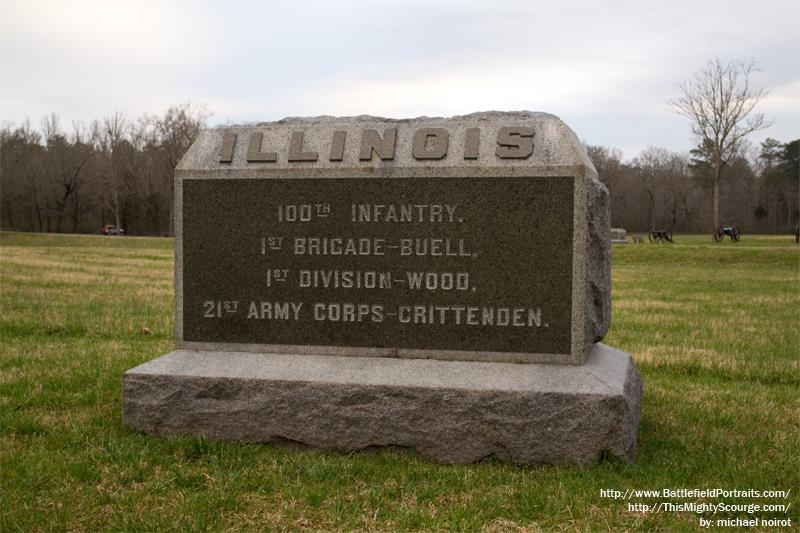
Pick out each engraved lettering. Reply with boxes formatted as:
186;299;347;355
287;131;319;162
185;172;572;357
233;124;534;163
350;204;458;223
293;237;386;256
497;308;510;326
274;302;289;320
528;308;541;327
298;270;393;289
393;305;543;326
463;127;480;159
412;128;449;160
399;306;411;323
399;238;470;256
329;130;346;161
246;301;303;320
496;127;534;159
467;307;479;325
219;132;236;163
246;132;277;162
359;128;397;160
313;303;384;322
278;204;313;222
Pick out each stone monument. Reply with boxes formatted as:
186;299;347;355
122;112;643;465
611;227;628;244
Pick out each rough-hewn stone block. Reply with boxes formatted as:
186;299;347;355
123;343;641;464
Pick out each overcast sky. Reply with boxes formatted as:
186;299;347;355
1;0;797;159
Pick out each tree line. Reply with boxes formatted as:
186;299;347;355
1;103;208;236
0;104;797;235
587;139;798;234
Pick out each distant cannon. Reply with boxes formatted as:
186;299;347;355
648;227;674;243
713;225;741;242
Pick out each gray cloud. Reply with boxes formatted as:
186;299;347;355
1;0;797;159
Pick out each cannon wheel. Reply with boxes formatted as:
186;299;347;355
712;226;724;242
649;229;657;243
666;228;674;243
731;225;741;242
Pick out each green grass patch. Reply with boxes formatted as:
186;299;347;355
1;232;798;532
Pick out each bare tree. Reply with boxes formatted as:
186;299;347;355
39;115;96;232
659;153;692;230
153;102;210;234
64;123;98;232
125;115;165;232
0;119;43;230
97;112;129;230
632;146;673;229
670;58;771;230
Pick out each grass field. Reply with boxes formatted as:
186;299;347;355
1;232;798;532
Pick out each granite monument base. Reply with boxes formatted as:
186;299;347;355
122;344;642;465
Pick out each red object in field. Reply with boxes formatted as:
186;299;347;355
102;225;125;236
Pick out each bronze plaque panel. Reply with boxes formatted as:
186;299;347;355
182;177;574;355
